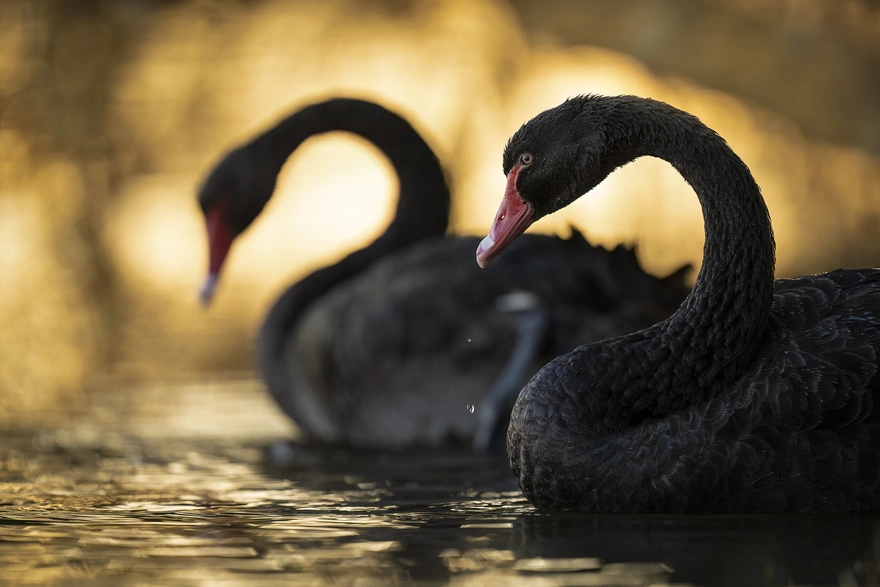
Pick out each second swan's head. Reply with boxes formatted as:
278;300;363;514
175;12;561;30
197;143;277;306
476;94;639;268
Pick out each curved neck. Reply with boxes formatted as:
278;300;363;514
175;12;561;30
258;98;450;244
254;99;450;361
588;99;776;426
634;100;776;354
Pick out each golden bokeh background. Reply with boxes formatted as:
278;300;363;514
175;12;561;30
1;0;879;423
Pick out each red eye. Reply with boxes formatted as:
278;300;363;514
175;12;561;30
519;153;533;166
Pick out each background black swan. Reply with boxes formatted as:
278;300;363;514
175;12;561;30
478;94;880;513
197;97;690;450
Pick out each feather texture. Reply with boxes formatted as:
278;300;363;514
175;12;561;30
496;95;880;512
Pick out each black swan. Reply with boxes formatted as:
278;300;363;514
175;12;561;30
477;94;880;513
197;97;690;450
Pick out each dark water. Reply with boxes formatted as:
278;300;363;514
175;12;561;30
1;382;877;586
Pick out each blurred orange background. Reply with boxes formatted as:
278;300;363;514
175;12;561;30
1;0;878;423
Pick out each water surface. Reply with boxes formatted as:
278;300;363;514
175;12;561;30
1;381;876;586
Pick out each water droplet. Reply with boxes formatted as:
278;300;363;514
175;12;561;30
467;338;472;343
466;404;475;414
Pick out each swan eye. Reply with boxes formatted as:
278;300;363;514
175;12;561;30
519;153;533;167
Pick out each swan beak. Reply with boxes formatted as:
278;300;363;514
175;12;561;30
199;273;219;307
476;167;534;268
200;204;235;307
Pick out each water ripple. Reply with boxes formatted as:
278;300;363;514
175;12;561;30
0;383;875;586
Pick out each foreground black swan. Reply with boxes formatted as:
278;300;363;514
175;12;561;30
478;94;880;513
197;97;690;450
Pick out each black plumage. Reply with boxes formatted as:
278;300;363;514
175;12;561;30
490;95;880;513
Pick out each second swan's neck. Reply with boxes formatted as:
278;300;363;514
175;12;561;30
255;99;450;361
584;98;776;425
259;98;450;246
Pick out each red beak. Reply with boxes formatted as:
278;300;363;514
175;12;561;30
200;205;235;306
476;166;534;268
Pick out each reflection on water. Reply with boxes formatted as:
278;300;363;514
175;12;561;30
1;382;877;586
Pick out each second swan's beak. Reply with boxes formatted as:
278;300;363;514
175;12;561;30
200;205;234;308
199;273;220;307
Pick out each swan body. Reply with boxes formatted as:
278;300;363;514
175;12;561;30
197;98;690;450
263;232;686;448
479;95;880;513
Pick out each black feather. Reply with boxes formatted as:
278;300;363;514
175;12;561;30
503;95;880;513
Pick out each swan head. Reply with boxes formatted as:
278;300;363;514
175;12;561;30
196;145;278;306
477;95;625;268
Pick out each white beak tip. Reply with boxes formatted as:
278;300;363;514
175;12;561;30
199;274;219;307
476;235;495;269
